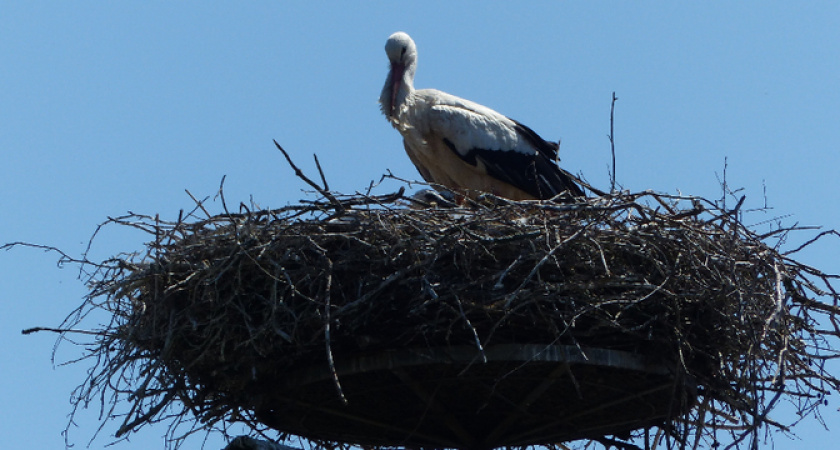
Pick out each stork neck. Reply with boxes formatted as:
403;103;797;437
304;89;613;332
398;62;415;93
381;55;417;121
401;62;416;93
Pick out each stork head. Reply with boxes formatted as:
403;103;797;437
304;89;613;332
380;32;417;120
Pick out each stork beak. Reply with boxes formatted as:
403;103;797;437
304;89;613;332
390;62;405;117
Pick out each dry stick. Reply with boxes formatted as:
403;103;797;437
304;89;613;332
184;189;213;219
313;154;330;192
1;242;89;267
216;175;231;217
454;295;486;364
503;228;585;308
762;262;786;341
116;389;177;437
609;91;618;193
273;140;345;215
493;254;523;289
708;194;747;224
335;262;421;315
21;326;103;336
784;229;840;256
302;187;407;210
113;361;163;438
304;234;348;404
322;258;347;404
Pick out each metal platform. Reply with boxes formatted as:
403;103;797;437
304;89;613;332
252;344;695;450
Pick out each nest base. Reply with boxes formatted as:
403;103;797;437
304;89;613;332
252;344;695;449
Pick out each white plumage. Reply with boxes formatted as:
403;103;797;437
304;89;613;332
380;32;583;201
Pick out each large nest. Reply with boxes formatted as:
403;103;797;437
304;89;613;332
31;169;840;450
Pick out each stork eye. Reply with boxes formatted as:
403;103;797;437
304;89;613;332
401;47;407;57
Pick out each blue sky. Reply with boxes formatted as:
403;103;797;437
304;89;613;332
2;2;838;449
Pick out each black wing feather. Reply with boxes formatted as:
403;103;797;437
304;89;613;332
512;120;560;161
442;127;584;200
476;149;583;199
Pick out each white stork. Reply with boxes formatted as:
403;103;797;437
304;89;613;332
380;31;584;202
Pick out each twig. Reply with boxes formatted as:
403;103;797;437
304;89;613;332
273;140;345;214
185;189;212;219
21;327;104;336
1;241;95;268
609;91;619;193
785;229;840;256
217;175;230;217
116;390;178;437
321;257;347;405
504;228;586;308
313;154;330;192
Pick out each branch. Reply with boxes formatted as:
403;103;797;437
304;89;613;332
21;327;104;336
609;92;619;193
273;140;345;214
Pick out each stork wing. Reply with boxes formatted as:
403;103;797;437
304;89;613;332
426;101;583;199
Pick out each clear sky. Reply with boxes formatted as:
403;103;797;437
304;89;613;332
2;2;839;449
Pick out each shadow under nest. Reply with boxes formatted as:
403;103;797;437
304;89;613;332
65;175;840;450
